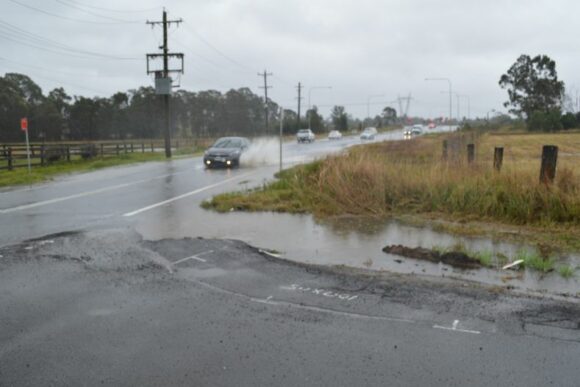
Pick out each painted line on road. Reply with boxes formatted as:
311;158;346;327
172;250;214;265
123;172;255;217
190;277;415;324
0;172;188;214
433;319;481;335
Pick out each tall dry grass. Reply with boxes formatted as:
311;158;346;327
299;134;580;225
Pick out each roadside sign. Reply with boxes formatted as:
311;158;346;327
21;117;31;173
21;117;28;132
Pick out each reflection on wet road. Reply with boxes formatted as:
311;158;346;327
2;125;578;296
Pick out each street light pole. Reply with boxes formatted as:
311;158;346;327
366;94;385;120
307;86;332;129
457;94;470;121
426;78;452;128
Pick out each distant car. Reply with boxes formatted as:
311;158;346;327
360;127;377;140
428;122;436;129
411;127;423;136
403;126;423;139
297;129;315;143
328;130;342;140
203;136;250;168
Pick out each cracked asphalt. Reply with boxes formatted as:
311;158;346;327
1;132;579;386
0;230;579;386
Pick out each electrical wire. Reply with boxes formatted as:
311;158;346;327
55;0;142;24
8;0;139;25
182;22;255;74
0;20;142;60
53;0;162;13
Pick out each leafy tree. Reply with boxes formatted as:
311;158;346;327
527;109;563;132
499;54;565;120
330;105;348;131
560;112;577;130
306;106;324;133
382;106;397;124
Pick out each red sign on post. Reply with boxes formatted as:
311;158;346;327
20;117;28;132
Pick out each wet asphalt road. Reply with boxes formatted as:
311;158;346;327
0;231;579;386
1;129;579;386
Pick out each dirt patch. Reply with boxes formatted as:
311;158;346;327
382;244;482;269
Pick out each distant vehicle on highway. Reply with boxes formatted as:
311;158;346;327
428;122;436;129
411;126;423;136
360;127;377;140
297;129;315;143
203;136;250;168
328;130;342;140
404;126;423;139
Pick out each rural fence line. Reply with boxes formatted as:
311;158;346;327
0;139;204;171
442;139;560;184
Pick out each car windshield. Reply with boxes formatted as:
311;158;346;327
213;138;242;148
298;130;310;134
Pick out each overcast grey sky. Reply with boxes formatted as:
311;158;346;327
2;0;579;119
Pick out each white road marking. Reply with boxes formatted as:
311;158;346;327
433;319;481;335
172;250;214;266
266;296;273;301
123;172;255;217
281;284;358;301
0;172;186;214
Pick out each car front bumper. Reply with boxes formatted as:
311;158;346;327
203;155;239;168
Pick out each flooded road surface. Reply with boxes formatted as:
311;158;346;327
136;204;580;298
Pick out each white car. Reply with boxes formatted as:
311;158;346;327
297;129;315;143
328;130;342;140
360;127;377;140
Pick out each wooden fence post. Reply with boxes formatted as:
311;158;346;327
442;140;448;161
141;142;145;153
40;145;46;166
493;147;504;172
467;143;475;164
116;144;120;156
151;142;154;152
539;145;558;184
66;145;71;161
7;147;13;171
130;143;134;153
123;143;127;154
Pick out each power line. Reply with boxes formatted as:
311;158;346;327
146;10;184;158
258;69;273;132
0;19;142;60
296;82;303;128
8;0;138;25
182;22;255;74
54;0;162;13
55;0;141;23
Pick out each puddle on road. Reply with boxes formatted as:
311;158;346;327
137;207;580;297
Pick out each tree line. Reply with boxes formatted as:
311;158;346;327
1;72;396;143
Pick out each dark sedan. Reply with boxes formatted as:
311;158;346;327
203;137;250;168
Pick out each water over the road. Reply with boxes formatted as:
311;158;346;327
137;201;580;298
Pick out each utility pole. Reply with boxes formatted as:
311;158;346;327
296;82;303;129
146;10;184;158
258;69;272;133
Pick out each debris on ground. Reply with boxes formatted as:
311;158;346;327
382;244;482;269
502;259;524;270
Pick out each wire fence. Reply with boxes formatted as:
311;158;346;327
0;138;210;171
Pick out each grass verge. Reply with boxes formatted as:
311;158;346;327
0;152;176;187
203;131;580;254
